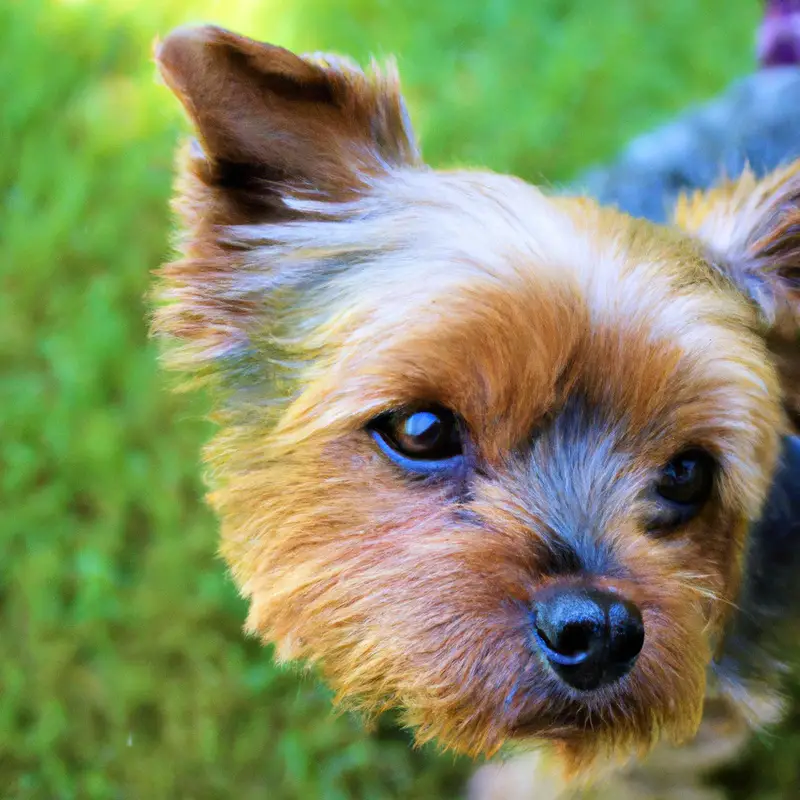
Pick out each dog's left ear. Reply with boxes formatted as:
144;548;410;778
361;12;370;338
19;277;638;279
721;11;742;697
675;163;800;426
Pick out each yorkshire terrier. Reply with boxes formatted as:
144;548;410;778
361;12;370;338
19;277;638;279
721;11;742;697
152;23;800;799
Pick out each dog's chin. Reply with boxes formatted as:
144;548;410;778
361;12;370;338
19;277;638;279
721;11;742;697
504;701;702;777
508;702;599;741
499;658;709;772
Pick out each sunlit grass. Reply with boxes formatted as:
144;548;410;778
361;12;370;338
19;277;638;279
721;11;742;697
54;0;296;39
6;1;799;798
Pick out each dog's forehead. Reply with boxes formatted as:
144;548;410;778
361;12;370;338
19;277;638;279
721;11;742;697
315;170;769;435
322;169;755;351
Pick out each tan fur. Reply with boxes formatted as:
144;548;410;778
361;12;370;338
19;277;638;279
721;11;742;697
152;25;800;788
675;162;800;428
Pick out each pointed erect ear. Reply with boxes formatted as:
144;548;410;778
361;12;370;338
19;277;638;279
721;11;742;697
154;25;420;197
152;27;421;392
675;163;800;426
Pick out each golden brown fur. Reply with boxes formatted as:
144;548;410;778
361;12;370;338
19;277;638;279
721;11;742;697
152;25;800;789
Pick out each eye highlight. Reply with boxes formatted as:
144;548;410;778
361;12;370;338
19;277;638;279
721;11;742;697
649;448;716;531
369;405;464;474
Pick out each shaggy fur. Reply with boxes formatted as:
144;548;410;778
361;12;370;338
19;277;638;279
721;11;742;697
152;25;800;787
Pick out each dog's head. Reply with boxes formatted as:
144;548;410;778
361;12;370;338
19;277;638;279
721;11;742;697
153;26;800;769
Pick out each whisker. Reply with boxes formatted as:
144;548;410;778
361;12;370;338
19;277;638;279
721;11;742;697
674;580;741;613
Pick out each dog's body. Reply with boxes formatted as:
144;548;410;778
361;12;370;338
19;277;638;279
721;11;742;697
153;25;800;798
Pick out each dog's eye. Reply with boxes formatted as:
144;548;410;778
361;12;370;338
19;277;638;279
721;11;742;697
369;406;464;473
657;450;715;505
649;449;716;530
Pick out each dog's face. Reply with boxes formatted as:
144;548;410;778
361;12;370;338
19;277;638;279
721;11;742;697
154;27;800;768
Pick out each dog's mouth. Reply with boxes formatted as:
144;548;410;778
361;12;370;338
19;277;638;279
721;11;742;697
507;705;590;741
504;682;651;752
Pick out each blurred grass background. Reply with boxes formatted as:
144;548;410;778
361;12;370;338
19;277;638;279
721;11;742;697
4;0;799;797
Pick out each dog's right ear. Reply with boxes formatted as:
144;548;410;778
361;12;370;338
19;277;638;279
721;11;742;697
152;27;421;389
675;163;800;428
155;25;420;205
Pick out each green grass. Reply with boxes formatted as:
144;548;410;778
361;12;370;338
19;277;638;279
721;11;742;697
6;0;799;797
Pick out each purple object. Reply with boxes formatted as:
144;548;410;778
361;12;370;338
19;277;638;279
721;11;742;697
758;0;800;67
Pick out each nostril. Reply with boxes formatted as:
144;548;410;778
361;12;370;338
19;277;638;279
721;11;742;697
533;588;606;667
536;620;595;663
607;598;645;664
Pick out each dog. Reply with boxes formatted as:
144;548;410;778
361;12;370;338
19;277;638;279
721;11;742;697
151;24;800;798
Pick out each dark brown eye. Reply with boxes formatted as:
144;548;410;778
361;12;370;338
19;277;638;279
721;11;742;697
370;406;463;471
656;449;715;507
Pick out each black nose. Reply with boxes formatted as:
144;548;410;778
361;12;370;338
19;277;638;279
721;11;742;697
531;587;644;691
